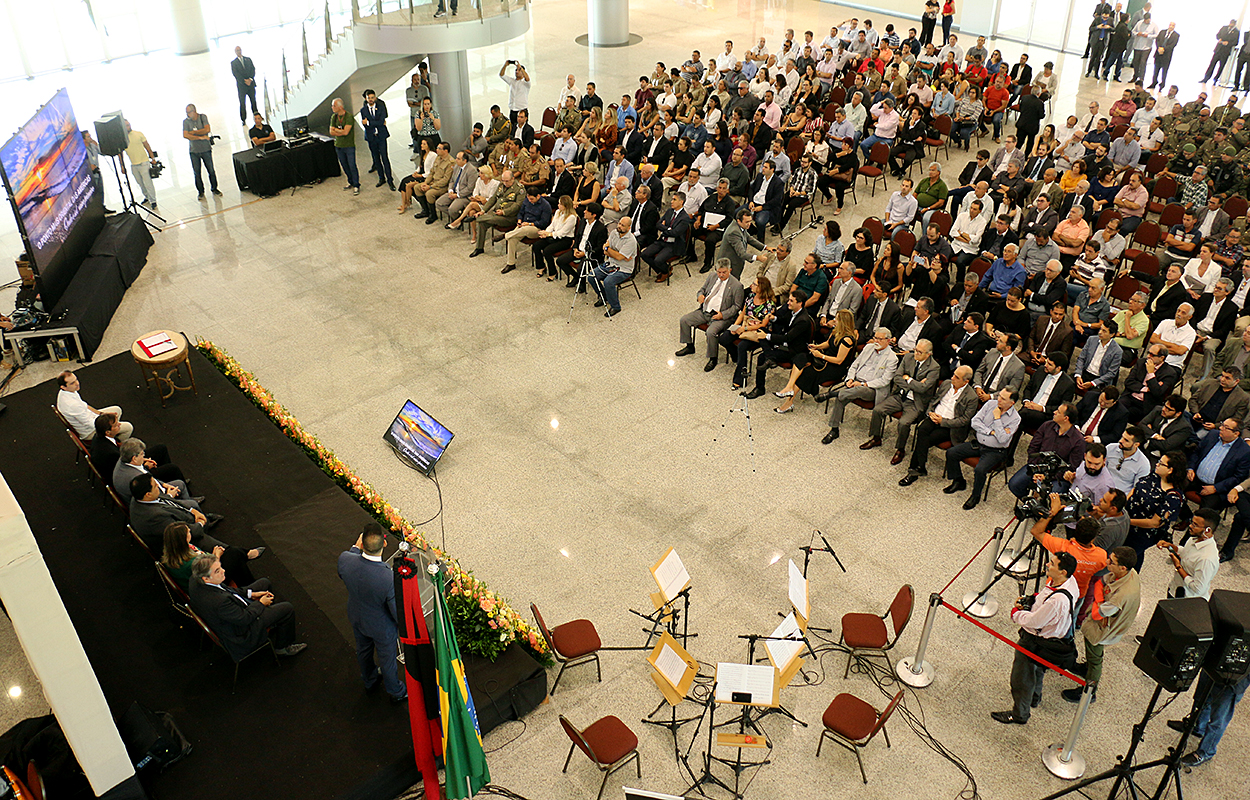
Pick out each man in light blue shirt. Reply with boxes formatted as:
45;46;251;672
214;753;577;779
932;86;957;119
944;388;1022;509
980;244;1026;298
1104;427;1152;493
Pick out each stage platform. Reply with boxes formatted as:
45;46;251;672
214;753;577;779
0;349;531;800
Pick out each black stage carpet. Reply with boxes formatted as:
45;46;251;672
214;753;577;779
0;350;420;800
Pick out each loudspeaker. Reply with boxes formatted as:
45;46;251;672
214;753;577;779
1133;597;1214;692
117;702;192;773
1205;590;1250;683
94;114;126;157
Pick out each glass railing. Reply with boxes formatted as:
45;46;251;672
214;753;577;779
354;0;530;28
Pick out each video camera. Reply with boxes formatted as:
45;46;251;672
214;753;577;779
148;153;165;179
1013;451;1092;524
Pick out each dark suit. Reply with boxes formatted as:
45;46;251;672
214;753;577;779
979;226;1019;261
643;208;691;275
754;309;815;391
338;547;404;699
1146;277;1188;327
128;497;224;555
360;100;393;184
1058;192;1095;223
558;218;609;279
1026;315;1075;360
1019;206;1059;240
514;122;536;150
1118;358;1181;421
1074;399;1130;445
1191;293;1239;348
230;55;258;122
1019;368;1077;431
547;170;577;203
747;173;784;238
639;135;673;173
940;326;994;375
895;309;945;353
628;200;661;249
89;435;171;481
1151;29;1180;87
619;128;644;165
1024;273;1069;314
1139;407;1194;457
189;578;296;662
858;296;905;339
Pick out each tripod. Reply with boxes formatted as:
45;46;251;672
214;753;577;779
629;586;697;649
107;153;164;232
683;685;736;797
962;526;1046;615
801;528;847;575
1040;677;1214;800
566;257;602;323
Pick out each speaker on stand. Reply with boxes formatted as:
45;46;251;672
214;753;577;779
95;113;164;232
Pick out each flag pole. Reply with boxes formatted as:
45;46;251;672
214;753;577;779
396;556;444;800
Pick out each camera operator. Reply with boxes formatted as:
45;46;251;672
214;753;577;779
182;104;221;200
1061;546;1140;704
991;550;1079;725
1007;401;1085;498
1028;495;1108;602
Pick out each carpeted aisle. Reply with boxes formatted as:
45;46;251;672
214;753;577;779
0;350;419;800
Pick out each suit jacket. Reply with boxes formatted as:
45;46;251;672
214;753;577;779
973;350;1027;394
630;201;661;248
1075;400;1131;444
1121;358;1181;408
337;547;399;641
858;296;905;338
1027;315;1075;359
696;272;745;320
958;161;994;188
1026;180;1064;209
1154;29;1180;59
230;56;255;87
1019;206;1059;240
547;169;577;201
657;208;691;246
1188;380;1250;426
1146;277;1187;323
748;173;785;218
514;122;536;150
619;129;645;164
1139;407;1193;454
640;135;673;173
189;580;272;661
360;100;389;142
979;226;1019;260
128;497;207;552
940;327;994;372
1195;207;1231;241
717;223;766;278
1025;273;1069;312
1191;293;1239;344
1073;337;1124;388
821;277;865;319
571;217;609;257
1021;155;1055;185
895;310;945;352
891;353;942;407
89;434;119;477
1022;368;1077;413
1058;192;1095;223
111;461;191;507
765;308;814;357
446;162;478;198
927;380;984;443
1187;435;1250;493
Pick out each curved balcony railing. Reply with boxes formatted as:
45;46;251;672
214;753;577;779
354;0;530;28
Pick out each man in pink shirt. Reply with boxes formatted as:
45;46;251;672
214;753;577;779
1112;172;1149;234
760;90;782;130
860;97;900;158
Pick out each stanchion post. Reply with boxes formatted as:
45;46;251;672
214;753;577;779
1041;680;1095;779
897;592;941;688
962;527;1005;618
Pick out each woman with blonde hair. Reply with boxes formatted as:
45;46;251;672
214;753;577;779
775;309;859;413
575;106;602;148
535;195;578;280
446;164;499;235
573;163;602;212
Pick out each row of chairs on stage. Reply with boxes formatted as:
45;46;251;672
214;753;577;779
532;584;914;794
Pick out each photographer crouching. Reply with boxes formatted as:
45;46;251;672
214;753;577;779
991;550;1079;726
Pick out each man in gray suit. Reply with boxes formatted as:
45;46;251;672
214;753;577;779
972;332;1026;402
864;339;941;454
676;259;745;371
818;262;864;323
821;327;899;444
112;437;201;509
435;150;479;222
900;366;982;482
717;207;771;279
128;473;226;555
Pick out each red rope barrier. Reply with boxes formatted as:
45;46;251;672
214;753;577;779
939;532;998;595
938;599;1086;686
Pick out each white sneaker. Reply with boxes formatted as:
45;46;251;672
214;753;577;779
433;9;446;17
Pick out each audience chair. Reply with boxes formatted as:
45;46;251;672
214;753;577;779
614;260;642;301
1109;274;1143;307
1224;195;1248;221
188;606;280;693
968;257;991;282
51;405;89;466
786;136;805;163
858;142;890;197
840;584;914;678
539;133;555;158
1122;220;1161;262
126;524;155;560
862;217;885;254
1110;123;1129;140
531;603;603;694
892;229;917;261
541;106;557;131
1142;152;1167;177
829;86;847;107
559;714;640;800
1128;252;1159;283
929;210;953;238
1119;168;1138;186
928;114;952;161
822;102;841;123
1147;179;1177;215
1156;202;1184;230
816;690;904;784
156;562;195;621
1094;208;1121;232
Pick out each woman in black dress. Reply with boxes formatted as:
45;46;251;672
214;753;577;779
845;226;877;280
907;253;951;308
775;308;859;412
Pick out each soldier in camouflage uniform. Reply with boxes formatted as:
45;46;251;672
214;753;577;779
1210;147;1245;196
1197;129;1231;169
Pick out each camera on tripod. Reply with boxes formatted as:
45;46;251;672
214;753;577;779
1014;452;1091;523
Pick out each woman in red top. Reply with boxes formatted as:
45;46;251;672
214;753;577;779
984;75;1011;143
941;0;956;43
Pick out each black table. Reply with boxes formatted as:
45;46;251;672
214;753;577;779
232;137;340;196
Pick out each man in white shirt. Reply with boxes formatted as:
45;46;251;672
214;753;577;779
1158;510;1220;599
56;371;132;441
1104;427;1153;492
819;262;863;323
1151;303;1197;368
679;170;708;218
883;179;918;236
951;199;990;260
498;60;531;129
1077;102;1108;133
691;140;722;189
992;551;1080;725
938;35;964;65
716;40;738;72
555;73;578;110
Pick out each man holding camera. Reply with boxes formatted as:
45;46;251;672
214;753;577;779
182;104;221;201
499;60;531;130
991;550;1079;725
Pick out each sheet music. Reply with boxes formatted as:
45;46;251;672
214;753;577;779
654;643;688;688
765;613;804;669
714;663;775;705
653;549;690;602
788;559;809;619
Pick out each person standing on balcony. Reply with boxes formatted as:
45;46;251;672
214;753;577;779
500;59;531;131
433;0;457;19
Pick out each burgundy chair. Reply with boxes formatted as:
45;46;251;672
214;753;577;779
840;585;914;677
559;714;640;800
531;603;603;694
816;690;904;784
858;142;890;196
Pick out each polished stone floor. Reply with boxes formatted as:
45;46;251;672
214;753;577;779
1;2;1248;798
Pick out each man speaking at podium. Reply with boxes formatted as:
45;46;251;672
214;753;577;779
991;551;1078;725
339;523;407;704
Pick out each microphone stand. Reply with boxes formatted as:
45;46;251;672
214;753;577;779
628;585;697;649
801;528;846;575
735;633;807;728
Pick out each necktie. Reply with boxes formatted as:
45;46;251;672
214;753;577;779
452;166;463;189
1030;159;1043;180
986;357;1003;389
1085;407;1105;436
1085;118;1094;132
873;302;884;330
1040;322;1055;352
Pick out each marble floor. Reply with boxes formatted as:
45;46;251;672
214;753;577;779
1;1;1248;798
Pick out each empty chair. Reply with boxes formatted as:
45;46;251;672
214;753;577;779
531;603;603;694
816;690;904;784
559;714;640;800
858;142;890;196
840;584;914;677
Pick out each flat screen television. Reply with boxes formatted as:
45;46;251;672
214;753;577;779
383;400;454;475
281;116;309;137
0;88;104;308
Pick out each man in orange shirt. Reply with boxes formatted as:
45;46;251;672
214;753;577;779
1029;494;1109;604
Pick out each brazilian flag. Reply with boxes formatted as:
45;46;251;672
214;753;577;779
432;571;490;798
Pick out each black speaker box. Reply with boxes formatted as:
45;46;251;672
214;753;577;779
94;114;126;157
116;702;192;773
1205;590;1250;683
1132;597;1213;693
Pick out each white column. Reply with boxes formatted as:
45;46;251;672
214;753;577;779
428;51;472;152
588;0;630;47
168;0;209;56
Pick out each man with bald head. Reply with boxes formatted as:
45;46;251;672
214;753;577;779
864;339;941;458
330;98;360;195
468;170;524;257
230;46;258;123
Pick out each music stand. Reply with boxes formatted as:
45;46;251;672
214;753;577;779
696;663;776;799
641;631;701;784
630;548;697;648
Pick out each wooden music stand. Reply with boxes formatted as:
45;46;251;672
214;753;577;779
642;632;701;784
711;663;776;798
631;548;696;647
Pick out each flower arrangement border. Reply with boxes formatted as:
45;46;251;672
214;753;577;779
194;339;551;666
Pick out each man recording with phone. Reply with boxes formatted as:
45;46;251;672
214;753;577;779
499;60;531;131
991;550;1079;725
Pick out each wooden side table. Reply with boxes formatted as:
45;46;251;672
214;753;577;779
132;330;197;407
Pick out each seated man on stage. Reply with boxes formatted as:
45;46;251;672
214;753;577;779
676;259;745;372
89;413;171;480
56;370;132;441
899;365;979;486
112;438;191;505
188;553;306;659
129;473;225;554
